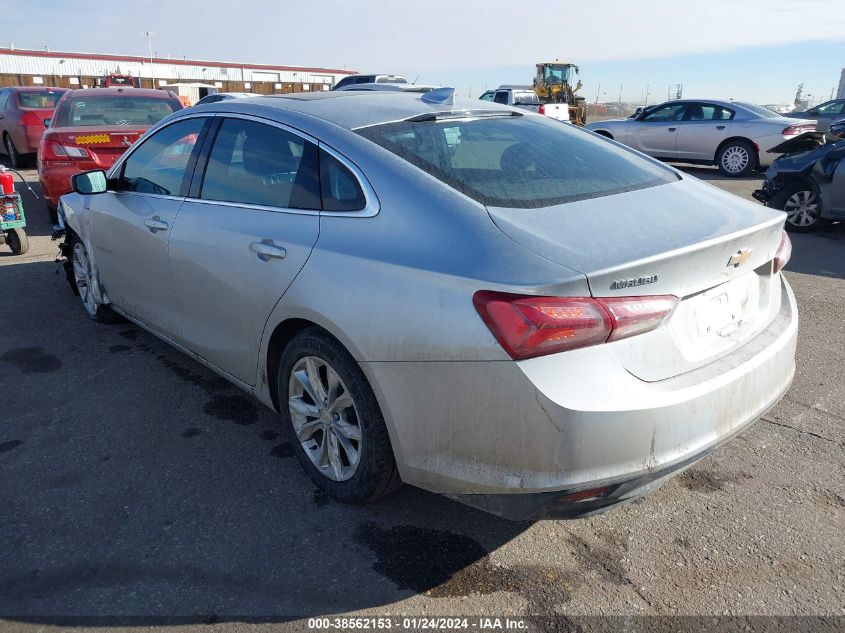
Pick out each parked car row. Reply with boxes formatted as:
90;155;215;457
58;89;798;519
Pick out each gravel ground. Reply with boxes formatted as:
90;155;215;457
1;163;843;632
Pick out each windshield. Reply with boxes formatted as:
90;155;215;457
357;115;678;208
18;91;64;109
738;103;780;119
55;96;179;127
542;65;574;85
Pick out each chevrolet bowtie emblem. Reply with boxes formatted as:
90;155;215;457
728;247;753;267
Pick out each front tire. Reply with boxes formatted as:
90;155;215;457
278;327;400;504
770;181;823;233
6;228;28;255
70;235;120;322
717;140;757;177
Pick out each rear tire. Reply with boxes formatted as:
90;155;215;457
6;228;28;255
716;140;757;177
70;234;121;322
277;327;401;504
770;181;823;233
3;134;23;169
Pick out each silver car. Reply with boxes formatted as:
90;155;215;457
587;99;816;177
59;91;798;520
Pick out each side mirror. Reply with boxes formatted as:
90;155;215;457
43;118;51;128
71;170;108;195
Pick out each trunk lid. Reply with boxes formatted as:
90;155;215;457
488;176;786;381
49;125;148;169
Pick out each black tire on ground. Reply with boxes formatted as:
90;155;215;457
716;139;758;177
69;234;122;323
277;327;401;504
6;228;28;255
769;180;824;233
3;134;24;169
46;202;58;225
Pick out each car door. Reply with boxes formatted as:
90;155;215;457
822;148;845;215
627;103;686;158
89;115;211;339
674;102;732;161
167;115;321;384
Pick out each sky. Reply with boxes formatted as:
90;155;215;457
8;0;845;104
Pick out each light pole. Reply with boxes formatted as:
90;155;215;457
144;30;155;88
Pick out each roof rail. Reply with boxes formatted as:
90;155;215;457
421;87;455;106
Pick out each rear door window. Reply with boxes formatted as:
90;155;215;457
357;114;678;208
199;118;321;209
120;117;207;196
319;149;366;211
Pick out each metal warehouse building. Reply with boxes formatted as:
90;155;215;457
0;47;355;94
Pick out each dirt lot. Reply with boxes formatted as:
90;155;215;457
1;163;843;631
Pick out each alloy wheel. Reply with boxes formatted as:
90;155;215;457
72;242;98;316
288;355;362;482
721;145;749;174
784;190;820;227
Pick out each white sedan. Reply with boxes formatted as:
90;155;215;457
586;99;815;177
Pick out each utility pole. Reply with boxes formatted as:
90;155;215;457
144;30;156;89
595;83;601;104
618;84;623;104
644;84;650;106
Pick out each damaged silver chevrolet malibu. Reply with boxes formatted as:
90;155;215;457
58;89;797;520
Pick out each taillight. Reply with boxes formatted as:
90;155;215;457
473;291;678;360
20;112;42;127
783;124;815;136
595;295;679;342
773;230;792;273
44;142;89;160
538;104;546;115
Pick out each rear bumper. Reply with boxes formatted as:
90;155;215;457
364;276;797;517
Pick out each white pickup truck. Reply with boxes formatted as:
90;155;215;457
479;86;570;122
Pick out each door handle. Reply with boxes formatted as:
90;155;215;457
668;127;677;132
250;239;287;261
144;216;168;232
716;125;726;130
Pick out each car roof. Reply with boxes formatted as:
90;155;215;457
198;90;518;130
7;86;67;92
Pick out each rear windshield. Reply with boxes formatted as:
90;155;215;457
514;92;539;104
357;114;678;208
17;91;64;109
54;96;179;127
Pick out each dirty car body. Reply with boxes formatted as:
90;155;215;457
59;92;798;520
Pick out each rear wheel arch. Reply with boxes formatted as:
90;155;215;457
593;130;614;140
266;318;323;412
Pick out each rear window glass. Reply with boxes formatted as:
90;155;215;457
357;115;678;208
17;91;64;109
55;96;178;127
514;92;539;104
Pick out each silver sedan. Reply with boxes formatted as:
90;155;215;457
587;99;816;177
59;91;798;520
